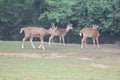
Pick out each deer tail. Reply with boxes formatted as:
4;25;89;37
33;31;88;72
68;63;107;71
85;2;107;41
79;29;83;36
20;28;25;33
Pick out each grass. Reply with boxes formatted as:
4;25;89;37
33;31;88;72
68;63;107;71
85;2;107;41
0;41;120;80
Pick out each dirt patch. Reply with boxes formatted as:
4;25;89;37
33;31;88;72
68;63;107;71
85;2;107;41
91;63;108;69
80;57;93;60
0;53;95;60
0;53;67;58
72;57;93;61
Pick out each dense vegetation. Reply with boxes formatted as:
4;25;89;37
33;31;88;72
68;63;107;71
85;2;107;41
0;0;120;43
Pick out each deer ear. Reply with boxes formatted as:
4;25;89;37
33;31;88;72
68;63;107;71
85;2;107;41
96;24;98;26
92;24;95;28
55;26;57;29
51;22;55;26
96;25;99;27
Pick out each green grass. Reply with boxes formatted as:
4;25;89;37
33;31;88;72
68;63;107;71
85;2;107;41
0;41;120;80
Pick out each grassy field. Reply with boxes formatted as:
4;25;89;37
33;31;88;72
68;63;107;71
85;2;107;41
0;41;120;80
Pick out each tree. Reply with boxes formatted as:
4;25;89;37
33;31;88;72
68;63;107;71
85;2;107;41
0;0;48;40
0;0;119;42
39;0;79;24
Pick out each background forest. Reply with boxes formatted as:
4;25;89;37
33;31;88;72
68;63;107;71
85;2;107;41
0;0;120;43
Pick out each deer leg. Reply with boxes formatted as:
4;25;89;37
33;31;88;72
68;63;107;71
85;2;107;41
51;37;54;44
22;37;28;49
81;37;85;48
49;36;52;46
59;36;62;45
84;38;88;48
84;38;87;48
81;38;84;48
93;38;96;48
38;37;42;48
96;37;100;48
38;44;41;48
39;37;45;50
49;35;54;46
41;39;45;50
62;36;65;45
30;37;36;49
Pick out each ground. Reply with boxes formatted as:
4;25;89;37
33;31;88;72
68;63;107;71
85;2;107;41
0;41;120;80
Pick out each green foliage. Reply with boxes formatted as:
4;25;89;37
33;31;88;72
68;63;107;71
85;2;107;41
0;0;48;40
0;0;47;27
39;0;120;35
39;0;79;23
0;0;120;40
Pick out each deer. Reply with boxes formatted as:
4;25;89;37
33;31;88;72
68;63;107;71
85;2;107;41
49;23;73;45
20;24;57;50
49;22;57;44
79;24;100;48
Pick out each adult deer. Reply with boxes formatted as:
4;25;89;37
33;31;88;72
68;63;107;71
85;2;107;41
49;23;73;45
20;25;56;50
80;24;100;48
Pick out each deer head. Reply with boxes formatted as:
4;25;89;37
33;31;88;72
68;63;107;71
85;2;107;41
66;23;73;30
93;24;99;29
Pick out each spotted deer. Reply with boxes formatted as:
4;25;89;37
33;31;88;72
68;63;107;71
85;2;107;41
20;24;57;50
49;23;73;45
80;24;100;48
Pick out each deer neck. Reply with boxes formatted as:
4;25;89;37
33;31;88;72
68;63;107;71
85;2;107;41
65;27;70;33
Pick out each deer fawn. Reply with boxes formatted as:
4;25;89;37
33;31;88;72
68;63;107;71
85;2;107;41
20;24;56;50
80;24;100;48
49;23;73;45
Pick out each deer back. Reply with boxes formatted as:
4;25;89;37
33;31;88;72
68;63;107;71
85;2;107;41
81;28;99;38
54;23;73;36
23;27;49;37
